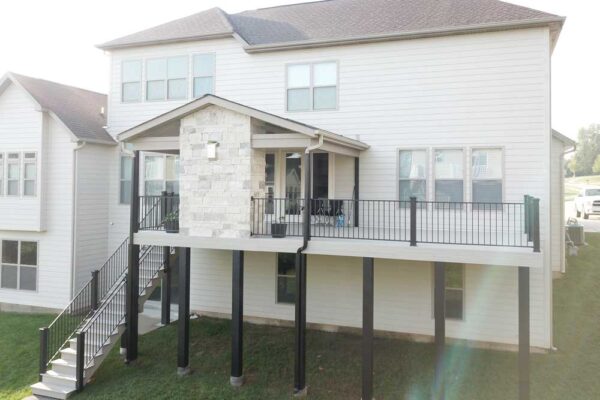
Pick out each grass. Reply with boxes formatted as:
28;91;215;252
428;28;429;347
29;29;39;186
565;175;600;201
3;235;600;399
0;313;55;400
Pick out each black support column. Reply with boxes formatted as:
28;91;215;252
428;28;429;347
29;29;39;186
518;266;530;400
354;157;360;227
294;252;308;397
433;262;446;400
161;246;171;326
362;257;374;400
231;250;244;386
126;150;140;363
177;247;191;376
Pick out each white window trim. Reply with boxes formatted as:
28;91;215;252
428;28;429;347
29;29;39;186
119;154;133;205
433;148;466;203
6;152;21;197
192;52;216;98
285;61;339;112
469;147;505;203
0;239;39;292
397;147;429;203
121;59;142;103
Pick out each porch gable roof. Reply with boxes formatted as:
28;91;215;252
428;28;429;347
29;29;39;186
117;94;369;151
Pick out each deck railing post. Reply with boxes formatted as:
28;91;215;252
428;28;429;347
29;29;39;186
523;195;529;237
91;270;99;311
76;331;85;392
410;197;417;246
38;327;49;381
161;190;167;229
161;247;171;326
533;198;540;252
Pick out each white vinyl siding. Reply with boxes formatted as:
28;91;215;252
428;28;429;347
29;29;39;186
193;53;216;98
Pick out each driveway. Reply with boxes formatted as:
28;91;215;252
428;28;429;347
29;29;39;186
565;201;600;232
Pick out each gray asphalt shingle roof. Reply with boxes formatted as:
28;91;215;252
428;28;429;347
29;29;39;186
9;73;114;144
98;0;563;50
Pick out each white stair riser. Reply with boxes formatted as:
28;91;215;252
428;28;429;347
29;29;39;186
31;385;71;400
51;363;76;376
42;374;77;389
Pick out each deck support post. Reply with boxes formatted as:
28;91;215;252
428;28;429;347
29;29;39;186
294;252;308;396
362;257;374;400
161;246;171;326
518;266;530;400
126;150;140;364
230;250;245;386
177;247;191;376
433;262;446;400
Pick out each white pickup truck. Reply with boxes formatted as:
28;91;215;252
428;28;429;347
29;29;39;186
574;186;600;219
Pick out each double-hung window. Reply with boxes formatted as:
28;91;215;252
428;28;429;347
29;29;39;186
193;54;215;98
147;57;188;101
276;253;296;304
472;148;503;205
287;62;337;111
0;153;3;195
435;149;464;204
23;152;36;196
1;240;37;291
122;60;142;102
120;155;133;204
165;155;180;193
7;153;20;196
398;150;427;203
444;263;464;320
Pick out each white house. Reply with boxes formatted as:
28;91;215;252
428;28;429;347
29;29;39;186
0;73;115;312
29;0;576;399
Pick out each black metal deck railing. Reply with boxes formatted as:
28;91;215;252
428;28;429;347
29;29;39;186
139;192;179;231
251;196;540;250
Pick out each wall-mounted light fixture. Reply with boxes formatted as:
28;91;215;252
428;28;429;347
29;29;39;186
207;141;219;160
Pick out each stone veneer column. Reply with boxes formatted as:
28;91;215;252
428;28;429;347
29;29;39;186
179;105;265;238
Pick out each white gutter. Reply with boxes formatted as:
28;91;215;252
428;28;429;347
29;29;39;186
70;141;86;298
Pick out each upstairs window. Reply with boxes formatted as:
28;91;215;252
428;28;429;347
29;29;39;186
435;149;464;204
276;253;296;304
193;53;216;98
122;60;142;102
146;56;188;101
120;155;133;205
7;153;20;196
23;152;36;196
287;62;337;111
472;149;503;204
1;240;37;291
399;150;427;202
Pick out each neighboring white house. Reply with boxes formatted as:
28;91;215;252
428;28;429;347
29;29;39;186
0;73;115;312
25;0;579;398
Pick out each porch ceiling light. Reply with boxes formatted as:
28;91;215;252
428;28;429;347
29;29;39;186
286;152;302;159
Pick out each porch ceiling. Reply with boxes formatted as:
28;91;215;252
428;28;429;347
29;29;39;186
117;94;369;154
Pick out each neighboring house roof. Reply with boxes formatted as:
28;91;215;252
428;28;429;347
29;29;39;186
0;72;115;145
118;94;369;151
552;129;576;148
98;0;564;51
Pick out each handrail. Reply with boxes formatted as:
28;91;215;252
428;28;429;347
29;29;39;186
251;196;541;250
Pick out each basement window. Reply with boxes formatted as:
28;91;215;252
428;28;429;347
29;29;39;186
444;263;464;320
1;240;37;291
276;253;296;304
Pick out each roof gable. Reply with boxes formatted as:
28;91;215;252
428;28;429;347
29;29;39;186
1;73;115;145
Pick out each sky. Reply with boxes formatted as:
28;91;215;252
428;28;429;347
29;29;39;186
0;0;597;139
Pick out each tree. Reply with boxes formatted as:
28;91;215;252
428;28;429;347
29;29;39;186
593;155;600;174
571;124;600;176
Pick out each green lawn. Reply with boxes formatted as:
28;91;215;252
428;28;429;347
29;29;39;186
565;175;600;201
0;313;55;400
3;235;600;399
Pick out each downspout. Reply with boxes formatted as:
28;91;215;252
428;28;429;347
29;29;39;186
559;143;576;275
70;141;87;298
297;132;325;254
